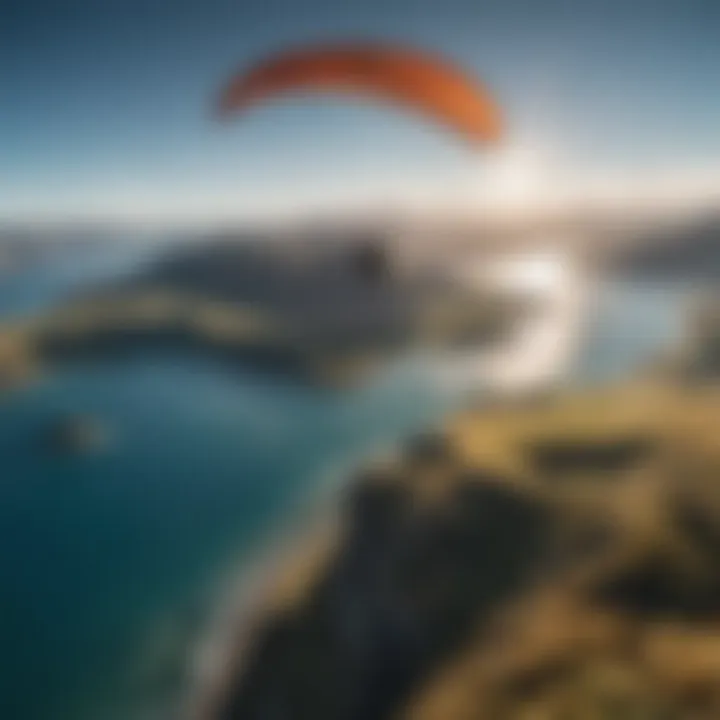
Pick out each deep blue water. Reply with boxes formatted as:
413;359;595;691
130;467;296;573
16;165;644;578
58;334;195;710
0;242;691;720
1;354;457;720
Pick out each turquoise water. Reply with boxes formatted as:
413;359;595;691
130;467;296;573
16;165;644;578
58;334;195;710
0;245;691;720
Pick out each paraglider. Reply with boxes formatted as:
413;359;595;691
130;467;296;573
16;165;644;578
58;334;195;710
217;43;503;145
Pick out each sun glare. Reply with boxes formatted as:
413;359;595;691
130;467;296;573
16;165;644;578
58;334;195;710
457;138;563;219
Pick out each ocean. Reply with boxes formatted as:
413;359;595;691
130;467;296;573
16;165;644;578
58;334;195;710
0;238;690;720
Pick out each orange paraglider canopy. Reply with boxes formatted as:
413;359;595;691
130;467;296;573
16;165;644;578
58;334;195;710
217;43;503;145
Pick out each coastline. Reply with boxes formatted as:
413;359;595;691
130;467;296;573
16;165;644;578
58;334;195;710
182;424;419;719
182;450;381;720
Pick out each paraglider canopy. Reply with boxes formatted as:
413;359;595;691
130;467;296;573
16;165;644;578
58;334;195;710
217;43;503;146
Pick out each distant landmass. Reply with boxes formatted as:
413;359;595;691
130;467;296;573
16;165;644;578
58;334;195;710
0;230;527;388
612;213;720;279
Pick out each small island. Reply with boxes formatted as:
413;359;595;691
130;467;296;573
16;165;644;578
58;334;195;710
46;415;109;455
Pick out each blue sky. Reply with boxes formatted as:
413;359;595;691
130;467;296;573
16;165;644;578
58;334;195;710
3;0;720;222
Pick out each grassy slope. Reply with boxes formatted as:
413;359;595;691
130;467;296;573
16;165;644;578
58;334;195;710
202;370;720;720
407;381;720;720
